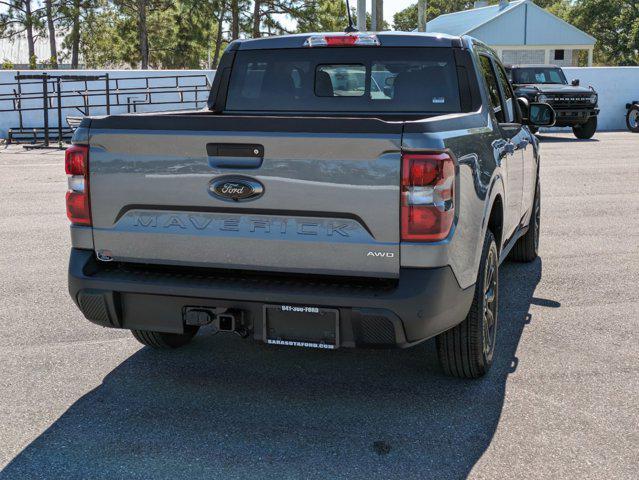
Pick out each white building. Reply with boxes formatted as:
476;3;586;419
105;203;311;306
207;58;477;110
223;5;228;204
427;0;596;67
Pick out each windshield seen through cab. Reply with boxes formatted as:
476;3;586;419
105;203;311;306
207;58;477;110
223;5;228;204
512;67;567;85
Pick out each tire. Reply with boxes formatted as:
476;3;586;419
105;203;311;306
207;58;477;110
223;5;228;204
572;116;597;139
436;230;499;379
510;181;540;263
131;326;199;349
626;105;639;133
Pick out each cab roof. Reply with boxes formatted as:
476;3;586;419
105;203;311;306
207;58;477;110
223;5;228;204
232;32;465;50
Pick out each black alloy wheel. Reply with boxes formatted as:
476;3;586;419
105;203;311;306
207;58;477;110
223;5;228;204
436;230;499;378
482;245;498;363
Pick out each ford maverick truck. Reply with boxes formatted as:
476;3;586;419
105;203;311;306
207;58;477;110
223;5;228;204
67;32;553;378
507;64;598;139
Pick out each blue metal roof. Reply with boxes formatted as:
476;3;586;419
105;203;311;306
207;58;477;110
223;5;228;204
426;1;526;36
426;0;594;47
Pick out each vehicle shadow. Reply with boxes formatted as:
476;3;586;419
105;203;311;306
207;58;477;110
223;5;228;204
1;259;554;480
536;134;600;143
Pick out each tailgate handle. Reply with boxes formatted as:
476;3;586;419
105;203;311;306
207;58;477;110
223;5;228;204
207;143;264;169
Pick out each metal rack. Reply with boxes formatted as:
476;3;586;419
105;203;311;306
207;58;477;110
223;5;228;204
0;72;212;149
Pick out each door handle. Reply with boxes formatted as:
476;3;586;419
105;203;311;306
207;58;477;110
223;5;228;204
207;143;264;169
493;139;515;155
503;142;516;155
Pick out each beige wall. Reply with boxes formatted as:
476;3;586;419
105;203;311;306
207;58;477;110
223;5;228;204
500;49;576;66
495;45;593;66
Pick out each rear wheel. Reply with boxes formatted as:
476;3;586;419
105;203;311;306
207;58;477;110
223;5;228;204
510;181;540;263
626;105;639;133
573;116;597;139
436;230;498;379
131;326;199;349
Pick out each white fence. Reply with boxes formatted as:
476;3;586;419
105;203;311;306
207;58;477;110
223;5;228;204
0;69;215;139
1;66;637;139
563;67;639;131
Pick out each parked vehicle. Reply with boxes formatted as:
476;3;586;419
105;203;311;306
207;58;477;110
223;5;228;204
626;101;639;133
66;33;554;378
506;64;598;139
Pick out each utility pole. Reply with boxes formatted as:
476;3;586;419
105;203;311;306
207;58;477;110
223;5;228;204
357;0;366;31
418;0;427;32
207;34;212;70
372;0;383;31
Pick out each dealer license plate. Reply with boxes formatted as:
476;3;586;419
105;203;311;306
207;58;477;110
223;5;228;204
263;305;339;349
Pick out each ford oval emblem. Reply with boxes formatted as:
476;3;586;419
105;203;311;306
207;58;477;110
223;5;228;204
209;176;264;202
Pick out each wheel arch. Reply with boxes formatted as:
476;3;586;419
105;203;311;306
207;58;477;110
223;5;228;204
483;175;506;253
487;195;504;253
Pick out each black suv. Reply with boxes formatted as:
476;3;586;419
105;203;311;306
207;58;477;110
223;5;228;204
507;64;599;139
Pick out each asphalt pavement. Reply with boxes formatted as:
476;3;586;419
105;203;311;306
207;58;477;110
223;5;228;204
0;132;637;479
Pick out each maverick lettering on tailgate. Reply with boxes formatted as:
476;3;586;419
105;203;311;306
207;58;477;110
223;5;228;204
131;212;354;238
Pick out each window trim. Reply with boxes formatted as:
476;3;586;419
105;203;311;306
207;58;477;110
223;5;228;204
478;54;506;122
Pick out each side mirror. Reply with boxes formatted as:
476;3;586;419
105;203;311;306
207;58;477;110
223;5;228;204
571;79;580;86
517;96;530;119
528;102;556;127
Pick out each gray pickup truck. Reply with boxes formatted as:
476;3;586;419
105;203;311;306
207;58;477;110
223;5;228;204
66;32;554;378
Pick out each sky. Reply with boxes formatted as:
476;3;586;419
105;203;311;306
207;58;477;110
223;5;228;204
382;0;418;25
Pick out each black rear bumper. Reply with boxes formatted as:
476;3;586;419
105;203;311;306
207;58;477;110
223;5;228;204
68;249;474;348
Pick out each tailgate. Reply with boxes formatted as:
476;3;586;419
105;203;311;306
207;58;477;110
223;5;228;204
88;115;403;278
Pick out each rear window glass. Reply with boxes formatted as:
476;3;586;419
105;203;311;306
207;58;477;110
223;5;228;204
225;47;461;114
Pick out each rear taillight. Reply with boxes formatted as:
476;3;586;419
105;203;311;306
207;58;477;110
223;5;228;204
401;152;455;242
65;145;91;226
304;34;380;47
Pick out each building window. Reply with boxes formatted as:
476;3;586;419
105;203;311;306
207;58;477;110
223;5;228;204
554;49;565;61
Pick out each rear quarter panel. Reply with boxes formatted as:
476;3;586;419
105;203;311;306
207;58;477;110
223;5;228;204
400;111;504;290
